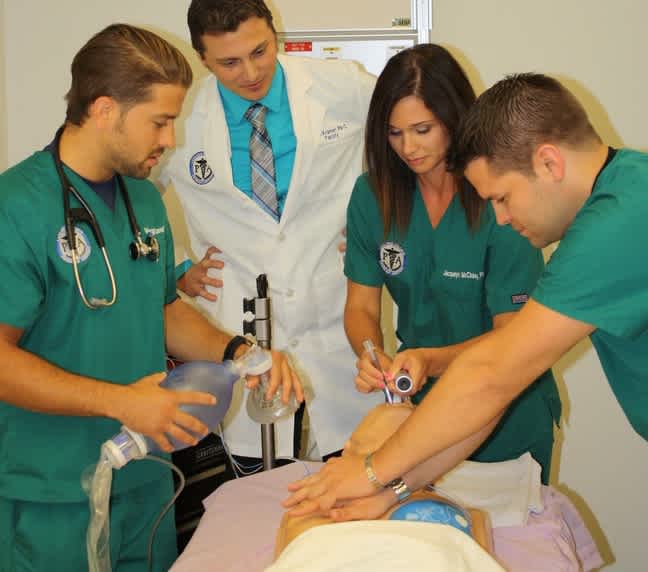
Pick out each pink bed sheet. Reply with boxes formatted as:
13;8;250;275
170;462;604;572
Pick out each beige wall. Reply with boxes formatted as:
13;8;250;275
1;1;647;570
268;0;412;30
433;1;642;148
432;2;648;570
0;0;7;171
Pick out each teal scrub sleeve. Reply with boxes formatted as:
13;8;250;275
163;219;179;305
534;196;648;339
344;175;385;287
175;259;193;282
0;202;45;329
484;216;544;317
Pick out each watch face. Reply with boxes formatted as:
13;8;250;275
387;478;411;502
388;499;472;536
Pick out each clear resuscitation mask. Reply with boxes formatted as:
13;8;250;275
245;372;300;424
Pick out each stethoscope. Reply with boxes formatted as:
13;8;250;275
52;127;160;310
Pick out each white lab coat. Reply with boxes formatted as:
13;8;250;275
163;55;382;457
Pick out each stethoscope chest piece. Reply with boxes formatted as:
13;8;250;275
130;235;160;261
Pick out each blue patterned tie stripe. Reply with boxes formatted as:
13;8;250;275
244;103;279;221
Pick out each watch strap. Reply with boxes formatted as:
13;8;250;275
222;335;251;362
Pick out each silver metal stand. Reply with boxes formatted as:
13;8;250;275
243;274;276;471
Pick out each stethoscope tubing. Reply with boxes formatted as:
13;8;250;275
52;126;156;309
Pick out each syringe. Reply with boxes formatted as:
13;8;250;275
362;339;393;404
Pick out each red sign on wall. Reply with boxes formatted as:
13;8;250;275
284;41;313;53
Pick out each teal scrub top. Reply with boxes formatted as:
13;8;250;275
534;149;648;441
0;151;178;502
345;174;561;466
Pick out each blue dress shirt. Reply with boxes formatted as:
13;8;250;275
218;62;296;216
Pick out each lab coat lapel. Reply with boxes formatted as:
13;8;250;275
201;76;237;191
280;56;325;225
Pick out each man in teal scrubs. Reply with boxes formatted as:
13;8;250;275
0;24;301;571
345;174;560;483
281;73;648;521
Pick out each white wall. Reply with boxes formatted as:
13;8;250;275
1;1;647;570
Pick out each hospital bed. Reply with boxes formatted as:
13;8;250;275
170;461;604;572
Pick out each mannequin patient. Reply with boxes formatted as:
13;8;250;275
274;403;493;559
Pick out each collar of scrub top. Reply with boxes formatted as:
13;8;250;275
218;61;285;124
591;146;617;192
51;126;157;309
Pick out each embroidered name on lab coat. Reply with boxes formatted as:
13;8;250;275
320;122;349;143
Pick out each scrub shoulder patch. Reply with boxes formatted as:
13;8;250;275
189;151;214;185
380;241;406;276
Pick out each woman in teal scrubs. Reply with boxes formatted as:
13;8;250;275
344;44;561;483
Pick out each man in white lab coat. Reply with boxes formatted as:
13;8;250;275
162;0;381;462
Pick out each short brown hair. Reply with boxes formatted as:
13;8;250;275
65;23;193;125
188;0;276;55
449;73;601;175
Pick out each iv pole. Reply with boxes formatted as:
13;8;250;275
243;274;276;470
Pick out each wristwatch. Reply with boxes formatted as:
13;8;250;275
363;453;386;490
222;335;252;362
387;477;412;503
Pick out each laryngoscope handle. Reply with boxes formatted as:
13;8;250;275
394;370;414;394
